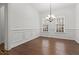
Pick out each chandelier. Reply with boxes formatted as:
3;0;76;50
45;3;56;22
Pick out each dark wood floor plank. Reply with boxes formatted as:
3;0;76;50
8;36;79;55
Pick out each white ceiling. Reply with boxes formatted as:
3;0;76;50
29;3;76;13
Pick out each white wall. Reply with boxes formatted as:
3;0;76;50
0;8;2;44
0;6;5;44
7;3;78;50
8;3;40;50
40;4;76;40
75;4;79;43
0;4;8;50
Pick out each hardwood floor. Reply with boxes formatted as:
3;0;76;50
0;43;6;55
8;36;79;55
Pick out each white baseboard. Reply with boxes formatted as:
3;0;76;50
75;39;79;44
40;35;74;40
8;35;39;50
8;34;74;50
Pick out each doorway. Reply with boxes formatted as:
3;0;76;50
0;3;8;54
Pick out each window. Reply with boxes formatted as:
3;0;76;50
43;24;48;32
56;17;64;32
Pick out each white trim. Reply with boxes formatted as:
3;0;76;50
8;35;39;50
75;39;79;44
40;35;73;40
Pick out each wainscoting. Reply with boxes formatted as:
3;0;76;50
40;29;75;40
8;36;79;55
8;29;40;50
